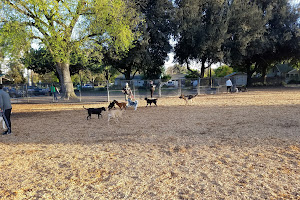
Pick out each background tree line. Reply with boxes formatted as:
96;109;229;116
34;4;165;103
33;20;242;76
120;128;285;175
0;0;299;98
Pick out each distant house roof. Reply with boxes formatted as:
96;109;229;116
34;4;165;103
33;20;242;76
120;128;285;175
115;74;143;80
224;72;247;78
276;64;294;73
287;69;299;74
170;73;186;80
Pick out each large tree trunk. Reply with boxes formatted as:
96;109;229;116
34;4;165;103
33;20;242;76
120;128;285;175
261;64;268;86
124;70;131;80
56;63;77;99
200;58;207;78
56;64;64;92
245;63;258;87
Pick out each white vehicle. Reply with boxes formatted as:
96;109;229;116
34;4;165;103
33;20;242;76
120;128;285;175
167;80;178;87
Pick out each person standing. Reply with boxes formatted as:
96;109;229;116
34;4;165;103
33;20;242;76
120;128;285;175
122;82;133;101
226;78;233;93
51;84;59;101
150;80;156;98
0;84;12;135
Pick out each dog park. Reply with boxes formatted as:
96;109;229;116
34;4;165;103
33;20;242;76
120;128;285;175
0;87;299;199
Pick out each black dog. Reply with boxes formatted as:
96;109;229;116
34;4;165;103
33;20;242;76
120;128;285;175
108;101;116;110
144;97;157;106
83;106;106;120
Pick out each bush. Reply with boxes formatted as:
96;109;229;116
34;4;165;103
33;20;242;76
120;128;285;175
288;80;300;84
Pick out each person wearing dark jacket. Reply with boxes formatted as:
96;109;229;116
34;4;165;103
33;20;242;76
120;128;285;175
0;84;12;135
150;80;156;98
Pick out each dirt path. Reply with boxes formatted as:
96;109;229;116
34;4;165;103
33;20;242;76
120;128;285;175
1;89;299;199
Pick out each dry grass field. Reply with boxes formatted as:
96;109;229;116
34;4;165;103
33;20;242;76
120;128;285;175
1;88;300;199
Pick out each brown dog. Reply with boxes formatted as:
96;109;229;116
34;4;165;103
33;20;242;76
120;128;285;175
113;100;127;110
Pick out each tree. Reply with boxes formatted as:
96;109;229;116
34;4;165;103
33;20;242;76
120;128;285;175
165;64;187;74
23;48;87;80
103;0;175;80
255;0;300;83
6;62;26;84
214;65;233;77
0;0;141;99
223;0;300;85
174;0;229;78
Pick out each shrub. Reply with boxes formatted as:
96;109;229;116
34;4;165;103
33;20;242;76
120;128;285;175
288;80;300;84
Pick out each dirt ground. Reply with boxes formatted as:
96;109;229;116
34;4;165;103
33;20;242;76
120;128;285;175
1;88;300;199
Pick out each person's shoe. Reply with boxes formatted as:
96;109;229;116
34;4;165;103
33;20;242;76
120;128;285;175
2;131;8;135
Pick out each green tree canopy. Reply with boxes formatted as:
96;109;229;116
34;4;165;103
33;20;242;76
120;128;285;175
0;0;141;98
174;0;229;78
214;65;233;77
103;0;175;80
223;0;300;85
6;61;26;84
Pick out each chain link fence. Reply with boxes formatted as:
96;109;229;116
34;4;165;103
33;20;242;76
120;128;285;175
9;76;290;104
2;78;231;104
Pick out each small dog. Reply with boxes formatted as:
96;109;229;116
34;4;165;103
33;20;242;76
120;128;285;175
83;106;106;120
144;97;157;106
113;100;127;110
108;109;124;122
127;99;138;110
179;94;197;105
108;101;116;110
237;86;248;92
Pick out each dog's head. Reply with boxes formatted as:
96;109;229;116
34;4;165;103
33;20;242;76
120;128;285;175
179;94;184;99
144;97;148;101
101;107;106;111
108;101;115;110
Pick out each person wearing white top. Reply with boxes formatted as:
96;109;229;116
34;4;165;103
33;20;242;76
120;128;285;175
226;79;233;93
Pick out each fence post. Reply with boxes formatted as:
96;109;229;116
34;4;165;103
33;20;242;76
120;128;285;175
107;79;110;102
26;84;29;103
178;79;182;95
79;84;81;102
133;81;135;99
159;79;161;98
197;77;200;95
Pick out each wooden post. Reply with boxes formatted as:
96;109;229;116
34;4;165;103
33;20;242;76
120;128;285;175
197;77;200;95
178;79;182;96
159;79;162;98
106;69;109;102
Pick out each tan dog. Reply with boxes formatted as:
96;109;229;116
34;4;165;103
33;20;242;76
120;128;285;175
113;100;127;110
108;109;124;122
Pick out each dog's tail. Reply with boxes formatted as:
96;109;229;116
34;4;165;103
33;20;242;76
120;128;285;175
83;106;88;110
